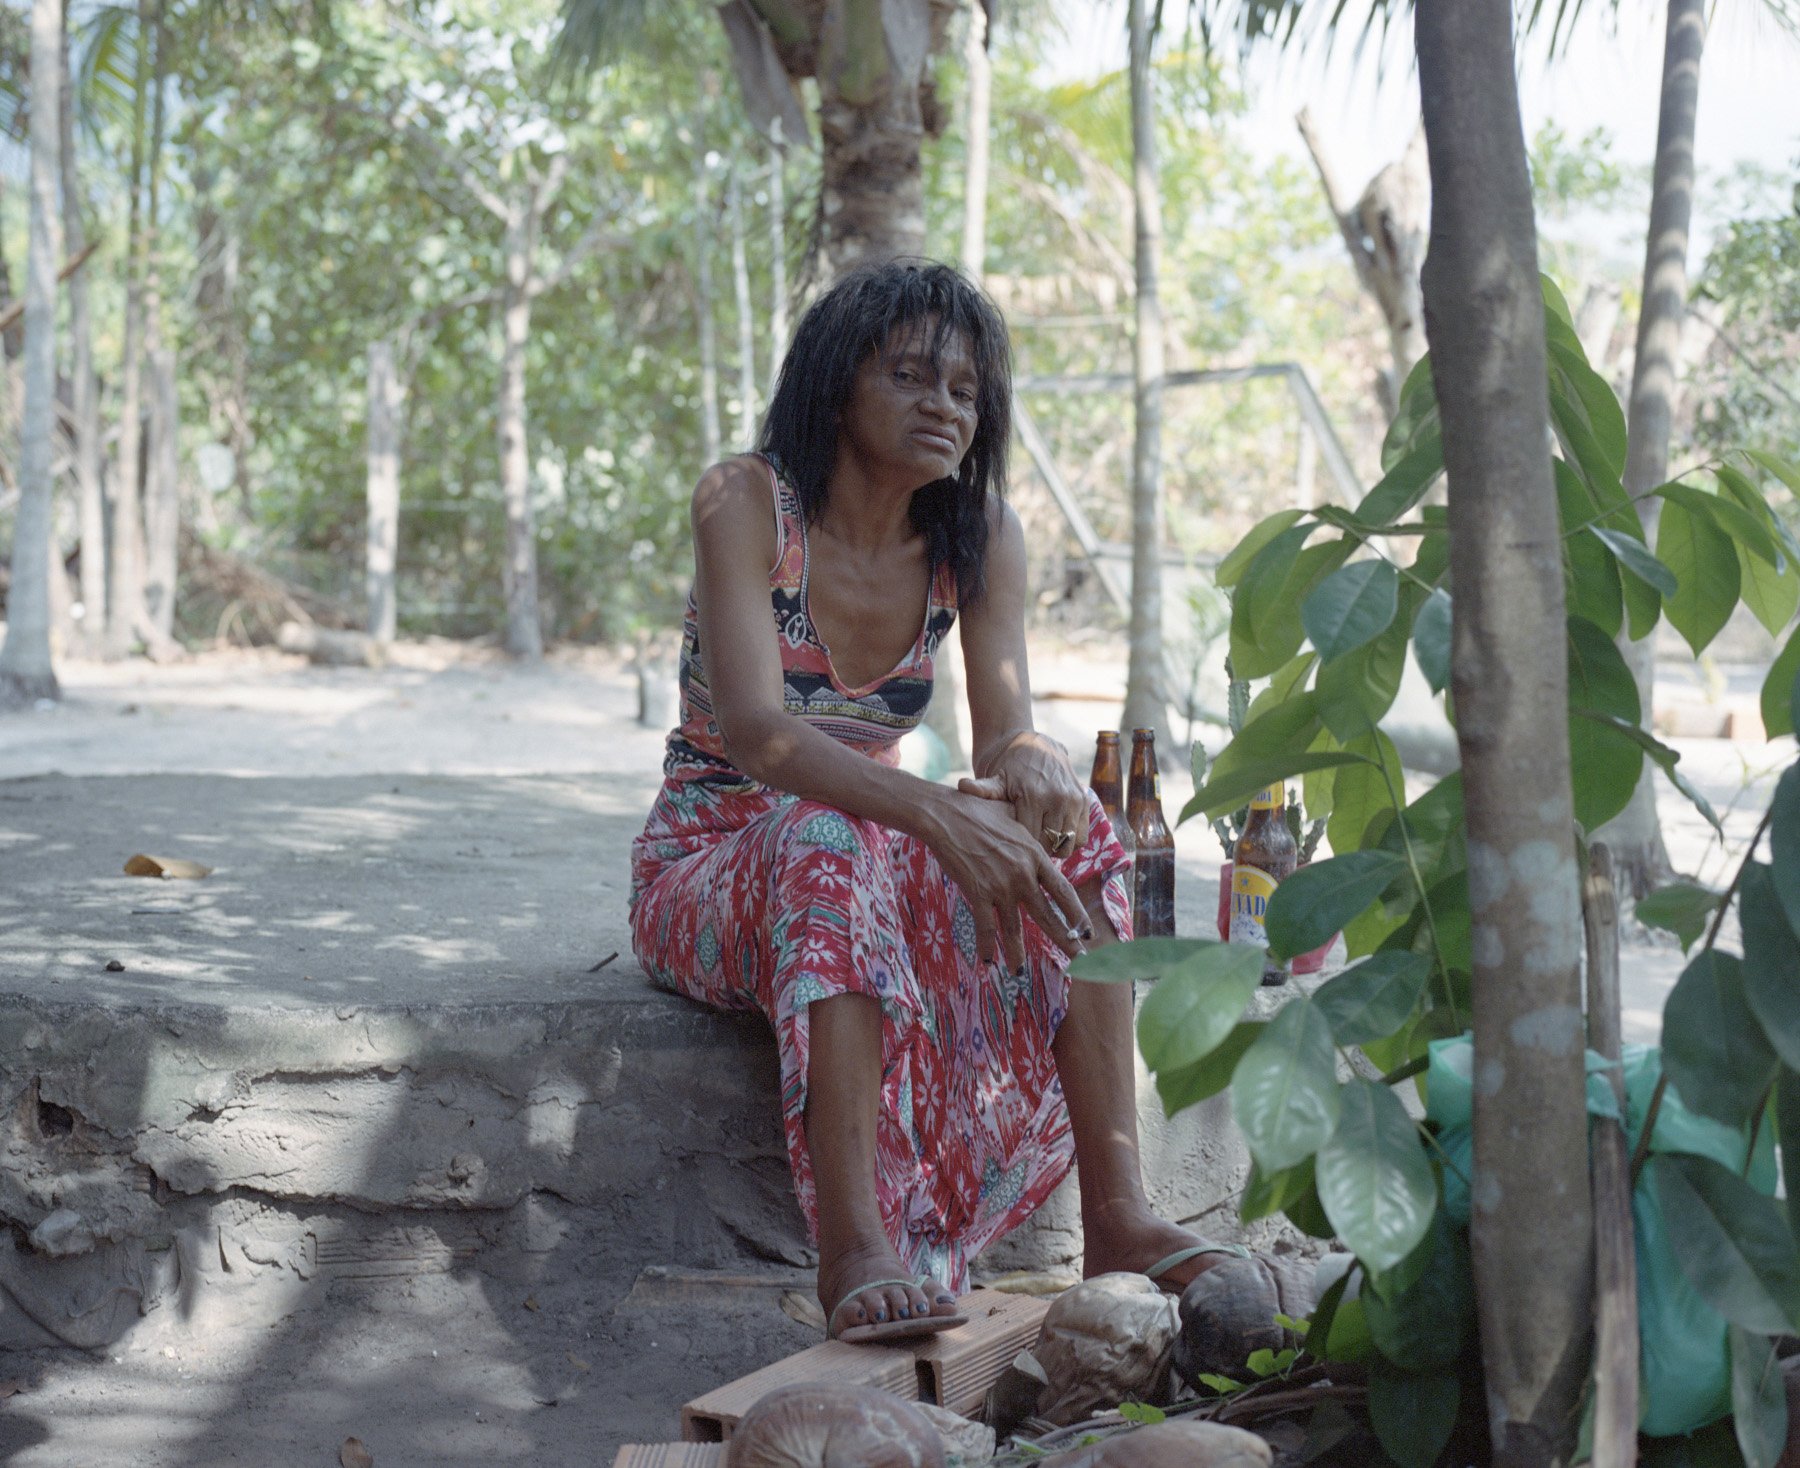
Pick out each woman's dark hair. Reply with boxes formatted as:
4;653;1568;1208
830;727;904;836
756;259;1012;606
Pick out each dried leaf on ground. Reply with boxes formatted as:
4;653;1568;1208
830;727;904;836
523;1295;540;1312
566;1352;590;1373
0;1379;25;1400
339;1438;374;1468
780;1290;826;1331
124;854;214;880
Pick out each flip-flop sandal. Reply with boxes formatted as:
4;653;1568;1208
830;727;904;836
1142;1242;1254;1293
827;1275;969;1345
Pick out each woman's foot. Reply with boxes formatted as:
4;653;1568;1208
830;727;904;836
819;1232;963;1342
1082;1206;1240;1294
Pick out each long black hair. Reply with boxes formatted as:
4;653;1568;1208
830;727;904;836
756;259;1012;607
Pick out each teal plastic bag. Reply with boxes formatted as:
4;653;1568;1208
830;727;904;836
1423;1036;1778;1437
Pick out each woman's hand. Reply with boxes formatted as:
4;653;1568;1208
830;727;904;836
959;730;1091;861
923;785;1092;973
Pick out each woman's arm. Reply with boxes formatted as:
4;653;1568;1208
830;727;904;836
691;460;1088;967
957;502;1093;860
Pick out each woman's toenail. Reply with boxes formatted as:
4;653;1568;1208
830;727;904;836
937;1293;955;1304
874;1310;887;1321
897;1306;910;1318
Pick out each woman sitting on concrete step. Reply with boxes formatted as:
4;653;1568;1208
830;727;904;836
629;259;1235;1344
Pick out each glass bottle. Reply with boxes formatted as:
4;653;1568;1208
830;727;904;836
1127;729;1176;938
1089;731;1135;907
1230;782;1300;985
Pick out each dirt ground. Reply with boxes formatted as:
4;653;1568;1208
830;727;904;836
0;640;1785;1466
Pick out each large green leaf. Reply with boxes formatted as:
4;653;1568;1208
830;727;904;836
1574;712;1722;835
1662;480;1785;569
1240;1155;1317;1223
1313;952;1433;1047
1739;864;1800;1070
1717;465;1800;558
1380;774;1468;893
1381;355;1439;472
1266;851;1408;963
1651;1152;1800;1335
1551;385;1629;520
1243;650;1317;725
1636;881;1724;953
1779;1069;1800;1243
1218;510;1307;590
1363;1212;1474;1371
1730;1327;1790;1468
1368;1364;1461;1468
1658;494;1744;656
1303;559;1400;663
1229;522;1314;676
1315;619;1408;741
1745;448;1800;500
1230;996;1342;1173
1181;753;1366;826
1357;427;1445;528
1592;525;1679;596
1762;626;1800;739
1558;460;1623;638
1135;943;1267;1074
1316;1076;1437;1274
1412;588;1452;694
1738;540;1800;639
1567;614;1641;720
1153;1021;1263;1118
1546;337;1628;476
1662;950;1781;1127
1566;617;1645;832
1326;730;1401;860
1232;534;1356;679
1071;937;1231;983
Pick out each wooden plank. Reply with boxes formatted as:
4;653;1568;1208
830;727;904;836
612;1445;726;1468
679;1339;920;1442
910;1289;1052;1418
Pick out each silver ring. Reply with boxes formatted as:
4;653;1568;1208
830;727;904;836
1043;827;1075;853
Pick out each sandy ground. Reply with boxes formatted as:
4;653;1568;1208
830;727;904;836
0;640;1789;1465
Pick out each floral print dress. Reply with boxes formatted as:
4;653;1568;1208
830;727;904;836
629;457;1132;1292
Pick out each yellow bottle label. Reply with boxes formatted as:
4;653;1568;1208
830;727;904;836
1228;864;1280;947
1249;784;1284;811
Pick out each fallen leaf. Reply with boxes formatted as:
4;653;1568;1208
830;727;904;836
780;1290;826;1332
523;1295;540;1312
339;1437;374;1468
124;855;213;880
0;1379;24;1400
566;1352;589;1373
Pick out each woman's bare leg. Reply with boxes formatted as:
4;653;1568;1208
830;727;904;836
1053;879;1225;1289
804;992;959;1331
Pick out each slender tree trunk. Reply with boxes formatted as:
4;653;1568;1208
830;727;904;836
1415;3;1593;1463
104;0;152;658
767;122;788;392
140;0;178;644
959;2;991;282
695;147;722;465
1122;0;1168;741
366;338;401;644
0;0;65;702
1599;0;1704;899
499;210;541;660
728;161;757;448
60;7;102;649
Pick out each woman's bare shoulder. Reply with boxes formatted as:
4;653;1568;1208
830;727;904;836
692;455;779;564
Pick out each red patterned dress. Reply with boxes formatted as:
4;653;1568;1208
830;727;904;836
629;456;1132;1291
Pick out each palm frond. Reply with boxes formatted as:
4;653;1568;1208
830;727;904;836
74;3;140;145
551;0;659;77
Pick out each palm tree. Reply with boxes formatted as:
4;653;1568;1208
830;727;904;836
0;0;65;704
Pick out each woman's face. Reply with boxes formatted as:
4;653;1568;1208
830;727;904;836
840;321;979;487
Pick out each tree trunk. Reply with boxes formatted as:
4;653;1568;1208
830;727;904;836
499;211;541;660
366;338;401;644
0;0;64;703
1121;0;1168;742
103;0;152;658
959;1;991;282
728;160;757;448
60;6;102;650
1415;2;1594;1463
767;124;788;392
694;146;722;465
1598;0;1704;899
144;347;179;640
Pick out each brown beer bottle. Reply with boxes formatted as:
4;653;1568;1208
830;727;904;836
1089;732;1135;904
1230;783;1299;985
1127;729;1176;938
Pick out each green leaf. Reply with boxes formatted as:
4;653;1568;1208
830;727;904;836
1730;1327;1790;1468
1551;386;1629;517
1266;851;1408;962
1303;559;1400;663
1379;774;1468;892
1566;618;1646;833
1326;730;1401;860
1313;953;1433;1047
1568;525;1625;638
1662;950;1781;1127
1381;356;1439;472
1232;534;1356;679
1746;449;1800;501
1368;1362;1461;1468
1779;1069;1800;1244
1762;626;1800;739
1363;1212;1474;1372
1413;588;1452;694
1218;510;1308;590
1636;881;1724;953
1315;619;1408;741
1547;338;1627;476
1738;539;1800;638
1718;464;1800;569
1071;937;1224;983
1651;1152;1800;1335
1567;614;1641;720
1316;1076;1438;1274
1739;864;1800;1070
1659;494;1744;656
1154;1021;1263;1117
1662;480;1785;568
1230;996;1342;1173
1181;753;1366;827
1135;943;1267;1074
1315;1283;1376;1363
1593;524;1679;596
1356;427;1444;528
1573;712;1722;835
1244;650;1318;725
1240;1155;1316;1223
